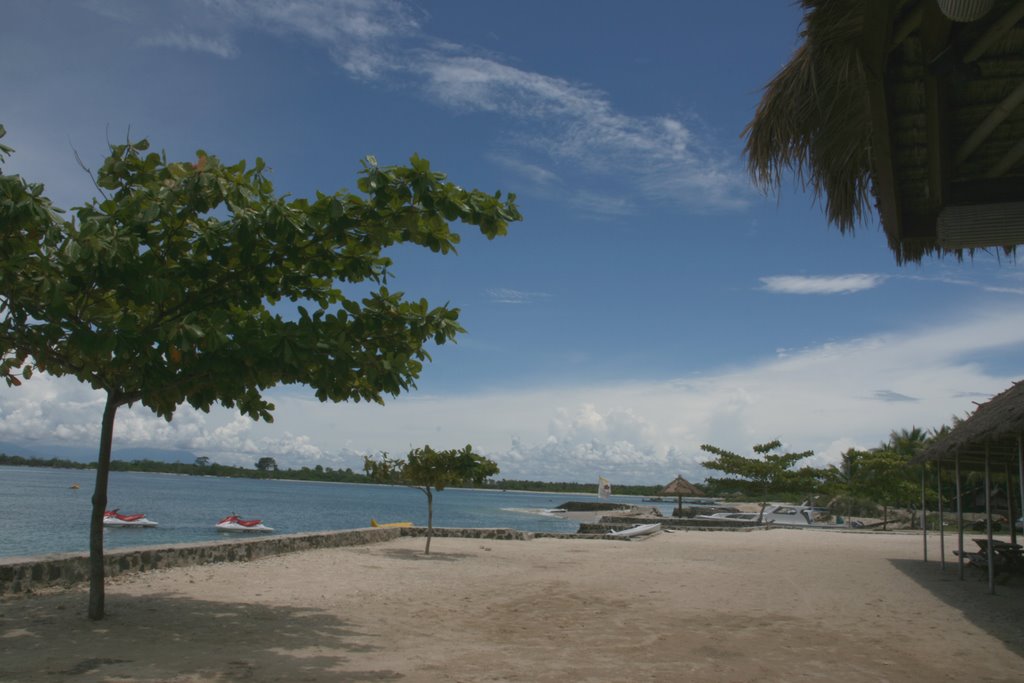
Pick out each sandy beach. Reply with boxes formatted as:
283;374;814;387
2;528;1023;682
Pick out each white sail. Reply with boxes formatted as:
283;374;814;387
598;476;611;499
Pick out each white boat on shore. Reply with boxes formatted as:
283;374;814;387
608;523;662;538
696;504;830;526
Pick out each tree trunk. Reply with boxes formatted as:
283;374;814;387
88;391;120;620
882;504;889;531
425;487;433;555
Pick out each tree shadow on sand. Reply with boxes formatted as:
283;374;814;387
375;548;474;562
889;558;1024;658
0;590;403;682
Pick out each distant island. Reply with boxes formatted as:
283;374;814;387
0;452;665;496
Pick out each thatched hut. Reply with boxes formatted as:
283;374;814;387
916;380;1024;470
744;0;1024;264
912;379;1024;593
660;475;706;514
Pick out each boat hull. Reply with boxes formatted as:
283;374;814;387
103;518;158;528
608;523;661;538
215;522;274;532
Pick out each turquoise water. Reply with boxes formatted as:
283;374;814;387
0;467;672;558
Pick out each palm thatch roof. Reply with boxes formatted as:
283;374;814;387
914;379;1024;468
744;0;1024;264
660;475;706;497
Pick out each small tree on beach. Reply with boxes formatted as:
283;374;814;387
700;439;814;522
0;126;520;619
364;444;499;554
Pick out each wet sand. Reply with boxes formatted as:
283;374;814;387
2;528;1023;682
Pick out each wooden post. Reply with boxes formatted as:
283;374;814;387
985;444;995;595
956;450;964;580
921;466;928;562
937;463;946;570
1007;463;1017;547
1019;434;1024;545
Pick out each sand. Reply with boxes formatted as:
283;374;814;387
2;528;1023;682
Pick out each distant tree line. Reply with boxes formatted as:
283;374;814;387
0;452;661;493
8;420;1007;520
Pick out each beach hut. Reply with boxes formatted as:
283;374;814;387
660;475;706;516
744;0;1024;264
913;379;1024;593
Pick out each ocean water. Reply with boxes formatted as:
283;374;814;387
0;466;674;558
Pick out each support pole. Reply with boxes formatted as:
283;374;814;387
921;466;928;562
938;463;946;570
956;450;964;580
1007;463;1017;547
1019;434;1024;544
985;444;995;595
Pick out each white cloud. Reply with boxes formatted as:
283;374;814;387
486;288;550;304
140;31;238;58
98;0;750;213
488;156;561;186
761;274;889;295
4;307;1020;484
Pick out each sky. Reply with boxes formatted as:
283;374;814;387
2;0;1023;485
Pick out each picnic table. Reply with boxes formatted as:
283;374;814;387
954;538;1024;576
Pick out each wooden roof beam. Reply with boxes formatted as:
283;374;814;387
964;0;1024;63
921;3;953;212
860;1;903;242
955;80;1024;165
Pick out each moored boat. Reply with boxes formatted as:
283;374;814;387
103;509;159;528
608;522;662;538
370;519;413;528
695;504;831;526
215;514;274;532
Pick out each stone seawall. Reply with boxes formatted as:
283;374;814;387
0;527;400;596
0;526;614;596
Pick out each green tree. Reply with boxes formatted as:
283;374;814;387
859;449;917;530
194;455;210;468
255;456;279;473
700;439;815;522
0;127;520;619
364;444;499;554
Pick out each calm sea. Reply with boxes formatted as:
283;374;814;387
0;466;674;558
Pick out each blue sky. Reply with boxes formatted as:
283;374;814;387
2;0;1023;484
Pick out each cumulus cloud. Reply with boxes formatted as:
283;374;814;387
2;307;1021;484
761;274;889;295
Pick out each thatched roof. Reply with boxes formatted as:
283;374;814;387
744;0;1024;264
915;379;1024;468
660;475;705;497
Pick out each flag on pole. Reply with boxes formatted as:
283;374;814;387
598;476;611;499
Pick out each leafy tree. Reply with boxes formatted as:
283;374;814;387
364;444;499;554
0;127;520;619
700;439;814;522
255;456;279;473
859;449;918;529
194;455;210;468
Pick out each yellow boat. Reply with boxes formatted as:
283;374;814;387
370;519;413;528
